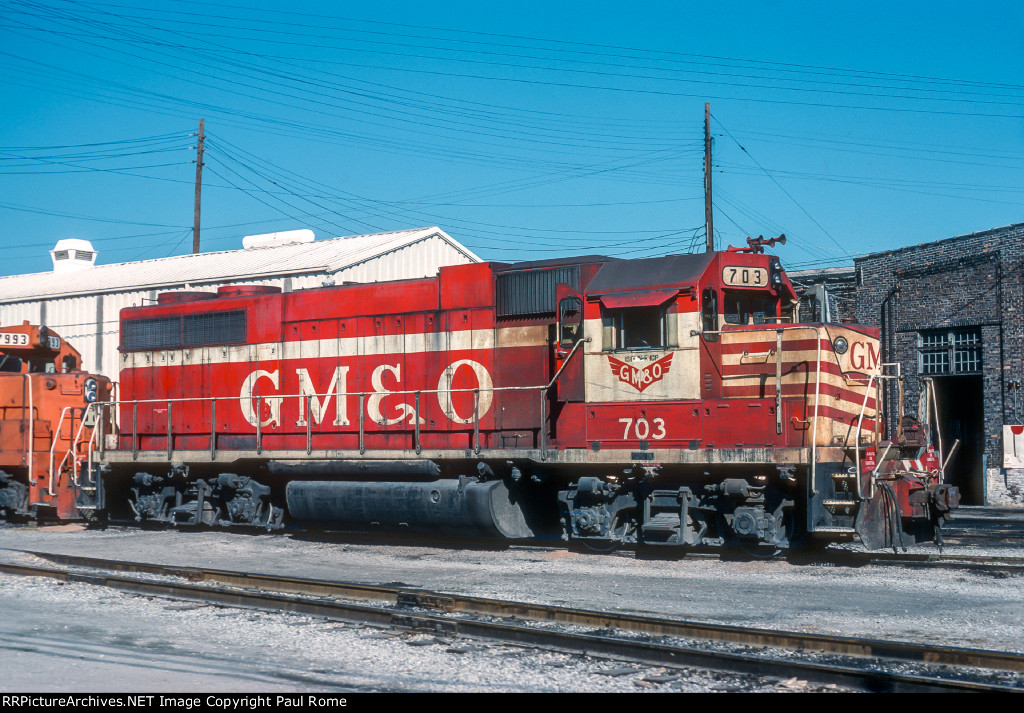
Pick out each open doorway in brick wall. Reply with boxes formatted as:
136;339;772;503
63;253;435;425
931;375;985;505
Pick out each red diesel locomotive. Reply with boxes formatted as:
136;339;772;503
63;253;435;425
77;247;959;550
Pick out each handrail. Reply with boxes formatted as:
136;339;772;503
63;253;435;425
927;378;944;481
74;401;114;490
547;336;589;389
852;364;902;500
209;399;216;459
414;392;421;455
358;394;365;454
702;324;890;501
473;389;480;453
101;337;583;416
305;394;312;455
97;352;591;459
105;386;551;455
50;403;97;494
48;405;73;493
740;349;774;363
166;400;173;459
108;383;559;408
854;375;877;500
699;325;826;495
539;336;590;457
256;395;262;455
65;409;92;490
25;375;34;484
775;331;782;435
811;327;821;496
88;328;880;472
132;401;138;460
86;407;99;486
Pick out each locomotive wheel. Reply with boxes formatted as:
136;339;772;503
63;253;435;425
581;538;621;553
579;517;633;552
739;511;795;557
740;543;783;558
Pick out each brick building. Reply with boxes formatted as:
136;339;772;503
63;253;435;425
854;222;1024;506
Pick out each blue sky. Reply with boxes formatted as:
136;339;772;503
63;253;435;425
1;0;1021;276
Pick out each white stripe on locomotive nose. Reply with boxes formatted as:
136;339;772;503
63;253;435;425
123;326;548;368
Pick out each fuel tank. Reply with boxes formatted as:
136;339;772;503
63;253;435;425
285;477;535;538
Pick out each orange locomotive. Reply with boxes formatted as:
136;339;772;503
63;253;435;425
0;322;113;520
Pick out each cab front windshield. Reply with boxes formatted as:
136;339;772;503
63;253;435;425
723;291;778;325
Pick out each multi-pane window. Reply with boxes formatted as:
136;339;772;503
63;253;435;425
558;297;583;348
919;329;981;375
609;306;666;349
723;292;777;325
701;289;718;338
602;306;678;351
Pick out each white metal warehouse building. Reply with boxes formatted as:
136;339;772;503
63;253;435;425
0;227;479;378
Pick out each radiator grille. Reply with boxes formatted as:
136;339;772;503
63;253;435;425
123;311;247;351
496;265;580;317
183;310;246;347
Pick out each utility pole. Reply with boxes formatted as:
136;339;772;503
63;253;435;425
192;118;205;254
704;103;714;252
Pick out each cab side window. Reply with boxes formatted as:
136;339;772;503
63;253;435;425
558;297;583;348
602;306;677;350
701;288;719;341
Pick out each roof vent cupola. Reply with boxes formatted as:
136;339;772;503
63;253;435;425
50;239;98;272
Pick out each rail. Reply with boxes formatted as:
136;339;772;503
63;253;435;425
8;554;1023;692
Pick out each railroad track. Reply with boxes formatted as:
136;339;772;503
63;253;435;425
941;527;1024;543
938;506;1024;542
796;550;1024;573
1;552;1021;692
9;520;1024;572
293;527;1024;571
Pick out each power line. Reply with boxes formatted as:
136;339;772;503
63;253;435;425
64;1;1024;97
713;113;853;263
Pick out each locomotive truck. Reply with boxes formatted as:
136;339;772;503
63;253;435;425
0;322;113;520
74;246;959;550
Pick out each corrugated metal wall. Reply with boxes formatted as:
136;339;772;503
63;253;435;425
0;235;477;379
2;301;43;325
333;235;475;284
